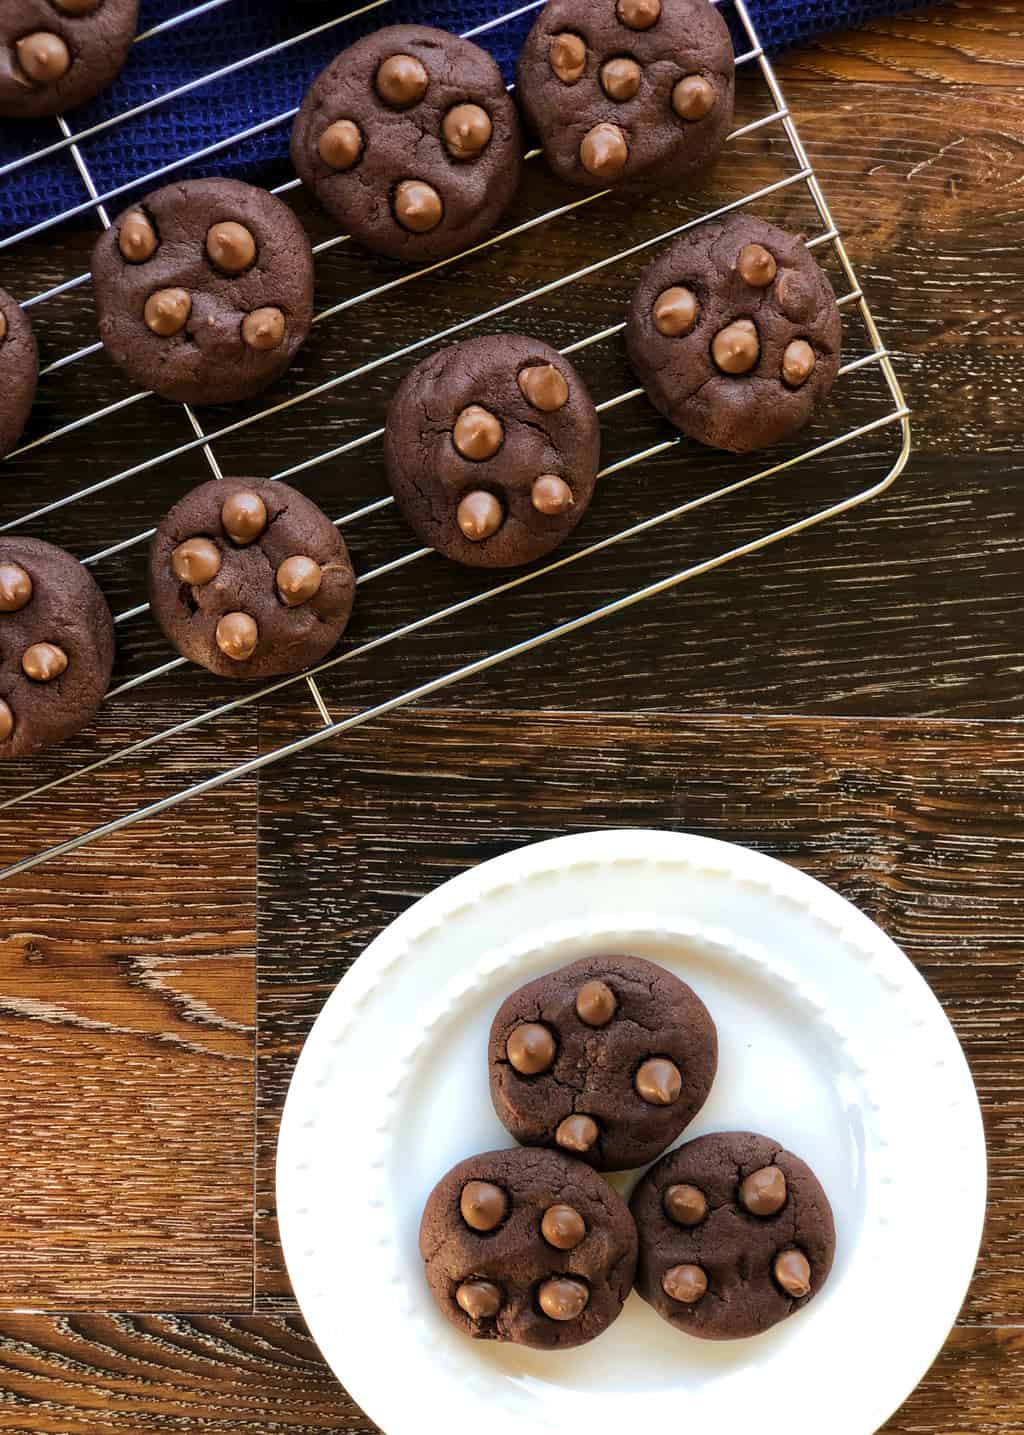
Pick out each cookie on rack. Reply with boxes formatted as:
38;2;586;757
626;214;842;451
630;1130;836;1339
420;1146;637;1350
148;477;355;681
384;334;600;569
516;0;734;191
0;0;139;119
488;955;718;1171
0;287;38;460
92;178;314;405
290;24;523;262
0;537;114;758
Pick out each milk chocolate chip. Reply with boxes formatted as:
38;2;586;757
376;53;428;108
601;57;642;102
518;364;569;413
782;339;816;387
663;1183;707;1226
712;318;759;374
541;1204;586;1251
774;1249;812;1298
457;491;503;542
276;555;322;607
456;1279;502;1320
454;404;503;460
443;104;492;160
118;211;158;264
635;1058;682;1105
206;221;256;275
460;1180;507;1232
221;491;267;544
737;242;777;287
318;119;363;171
0;700;12;742
394;180;443;234
0;561;32;612
242;307;286;351
580;122;628;179
654;286;698;337
171;538;221;586
144;288;191;337
556;1114;598;1153
575;979;616;1027
672;75;716;121
538;1277;589;1320
506;1022;556;1075
739;1165;787;1216
662;1263;707;1303
16;32;70;84
617;0;661;30
549;32;586;84
215;612;259;662
22;642;68;681
531;475;574;516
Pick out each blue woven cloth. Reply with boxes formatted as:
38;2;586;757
0;0;923;242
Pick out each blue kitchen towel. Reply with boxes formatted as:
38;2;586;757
0;0;923;243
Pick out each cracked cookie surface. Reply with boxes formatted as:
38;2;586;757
626;214;842;451
0;0;139;119
148;476;355;680
516;0;734;191
488;955;717;1171
0;286;37;460
419;1146;637;1350
630;1130;836;1339
291;24;523;262
92;178;314;405
384;333;601;568
0;536;114;758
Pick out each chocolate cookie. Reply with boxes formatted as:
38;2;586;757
0;0;139;119
516;0;734;191
148;477;355;680
291;24;523;262
630;1131;836;1339
92;179;314;405
0;537;114;758
488;955;717;1172
626;215;842;451
0;287;38;460
384;334;601;568
419;1146;637;1350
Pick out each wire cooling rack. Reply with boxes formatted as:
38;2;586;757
0;0;910;880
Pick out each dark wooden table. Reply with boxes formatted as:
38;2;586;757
1;2;1022;1429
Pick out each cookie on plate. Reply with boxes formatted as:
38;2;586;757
0;287;38;460
626;214;842;451
630;1130;836;1339
291;24;523;262
488;955;717;1171
420;1146;637;1350
0;0;139;119
516;0;734;191
148;477;355;680
385;333;600;568
0;537;114;758
92;179;314;405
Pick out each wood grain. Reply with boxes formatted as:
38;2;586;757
0;1317;1014;1433
256;709;1024;1332
0;700;257;1311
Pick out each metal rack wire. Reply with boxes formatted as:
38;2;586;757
0;0;910;880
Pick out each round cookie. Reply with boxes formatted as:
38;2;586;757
0;287;38;460
626;215;842;451
148;477;355;681
0;537;114;758
92;179;314;405
290;24;523;262
630;1131;836;1340
384;334;601;569
516;0;734;191
419;1146;637;1350
488;955;717;1172
0;0;139;119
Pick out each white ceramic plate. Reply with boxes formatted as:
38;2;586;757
278;829;985;1435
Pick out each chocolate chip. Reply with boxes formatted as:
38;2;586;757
242;307;286;351
215;612;259;661
782;339;816;387
318;119;363;171
457;490;503;542
443;103;492;160
0;699;12;742
575;979;616;1027
556;1114;598;1152
653;285;698;337
711;318;759;374
118;210;158;263
739;1165;787;1216
538;1276;589;1320
549;32;586;84
672;75;715;121
453;404;503;460
22;642;68;681
736;242;778;287
206;221;256;275
531;475;574;516
635;1058;682;1105
460;1180;507;1232
663;1183;707;1226
662;1263;707;1303
276;555;322;607
518;364;569;413
16;32;70;84
0;561;33;612
393;179;443;234
171;538;221;586
456;1279;502;1320
601;57;642;102
617;0;660;30
580;122;629;179
221;491;268;544
144;288;191;337
375;53;428;108
541;1204;586;1251
506;1022;556;1074
774;1248;812;1298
